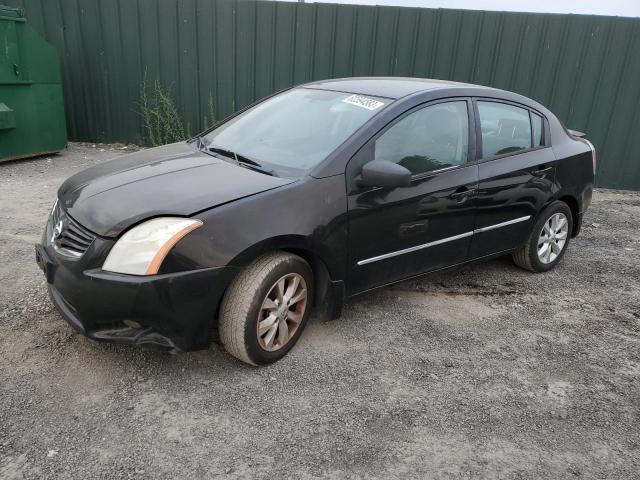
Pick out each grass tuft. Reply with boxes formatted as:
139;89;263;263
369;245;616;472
138;73;217;146
139;73;189;147
203;92;216;130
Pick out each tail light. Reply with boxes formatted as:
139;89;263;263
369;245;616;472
584;139;596;176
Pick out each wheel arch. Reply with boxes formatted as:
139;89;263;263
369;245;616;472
556;194;580;237
225;235;346;317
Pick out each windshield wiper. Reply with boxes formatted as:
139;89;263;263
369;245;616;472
207;145;277;177
208;146;241;162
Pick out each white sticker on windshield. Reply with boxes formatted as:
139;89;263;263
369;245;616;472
342;94;385;111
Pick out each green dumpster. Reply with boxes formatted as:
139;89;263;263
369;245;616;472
0;5;66;162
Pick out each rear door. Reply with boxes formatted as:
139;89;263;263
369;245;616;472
469;99;556;259
346;99;478;294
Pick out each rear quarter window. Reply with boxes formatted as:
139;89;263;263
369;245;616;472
531;111;544;147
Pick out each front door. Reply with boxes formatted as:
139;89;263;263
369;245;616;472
347;99;478;294
469;100;557;259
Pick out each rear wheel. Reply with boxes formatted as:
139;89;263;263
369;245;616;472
219;252;314;365
512;201;573;272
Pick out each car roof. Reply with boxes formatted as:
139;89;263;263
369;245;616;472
302;77;484;99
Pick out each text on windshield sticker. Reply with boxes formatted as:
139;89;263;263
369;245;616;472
342;95;385;111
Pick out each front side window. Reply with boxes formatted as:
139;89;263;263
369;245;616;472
203;88;389;174
374;101;469;175
478;101;532;159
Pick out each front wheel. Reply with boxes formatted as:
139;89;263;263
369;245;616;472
219;252;314;366
512;201;573;272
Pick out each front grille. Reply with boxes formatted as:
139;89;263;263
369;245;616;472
50;201;97;257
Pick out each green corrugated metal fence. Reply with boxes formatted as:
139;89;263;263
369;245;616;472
4;0;640;189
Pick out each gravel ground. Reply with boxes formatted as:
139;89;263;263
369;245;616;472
1;144;639;479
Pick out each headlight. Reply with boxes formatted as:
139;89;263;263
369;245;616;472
102;217;203;275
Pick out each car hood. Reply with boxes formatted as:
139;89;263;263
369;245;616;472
58;142;296;237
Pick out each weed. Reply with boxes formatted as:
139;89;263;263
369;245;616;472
203;92;216;130
139;73;189;147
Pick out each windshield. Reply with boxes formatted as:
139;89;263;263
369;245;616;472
202;88;389;174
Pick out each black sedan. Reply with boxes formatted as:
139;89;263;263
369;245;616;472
36;77;595;365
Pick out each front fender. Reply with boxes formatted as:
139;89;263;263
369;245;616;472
161;175;349;281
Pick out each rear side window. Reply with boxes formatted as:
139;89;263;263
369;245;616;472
531;111;544;146
478;101;532;159
374;101;469;175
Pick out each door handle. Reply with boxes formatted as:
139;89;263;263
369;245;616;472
532;166;553;177
449;187;476;201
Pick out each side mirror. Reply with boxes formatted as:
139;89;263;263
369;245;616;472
359;160;412;188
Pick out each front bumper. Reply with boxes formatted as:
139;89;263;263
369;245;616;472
36;243;237;352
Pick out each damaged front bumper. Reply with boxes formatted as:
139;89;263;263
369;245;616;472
35;242;237;352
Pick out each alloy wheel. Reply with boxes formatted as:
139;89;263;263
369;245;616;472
537;212;569;264
256;273;308;352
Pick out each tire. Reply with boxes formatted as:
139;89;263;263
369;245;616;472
512;201;573;273
219;252;314;366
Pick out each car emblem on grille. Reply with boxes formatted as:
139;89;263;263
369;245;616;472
52;220;63;243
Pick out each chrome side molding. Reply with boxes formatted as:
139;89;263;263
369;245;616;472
473;215;531;233
357;215;532;266
357;231;474;266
